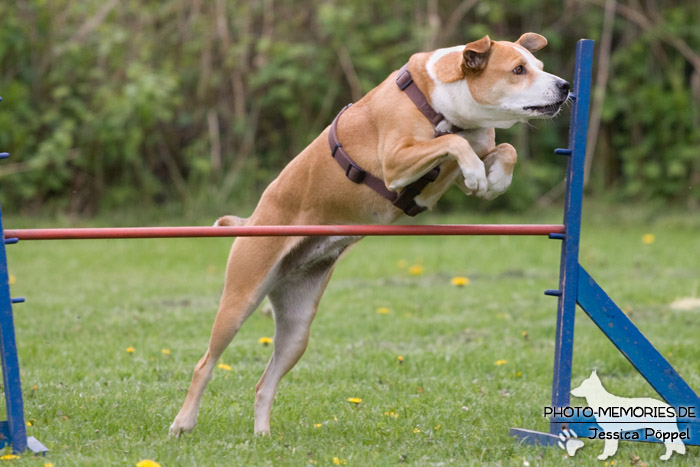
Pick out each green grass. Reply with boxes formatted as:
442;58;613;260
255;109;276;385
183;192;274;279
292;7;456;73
2;203;699;465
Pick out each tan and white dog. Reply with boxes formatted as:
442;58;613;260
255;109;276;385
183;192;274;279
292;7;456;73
170;33;569;436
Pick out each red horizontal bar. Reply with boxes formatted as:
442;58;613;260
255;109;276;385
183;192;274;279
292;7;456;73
3;224;565;240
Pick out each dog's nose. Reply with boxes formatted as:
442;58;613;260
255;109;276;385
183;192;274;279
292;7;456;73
557;80;571;95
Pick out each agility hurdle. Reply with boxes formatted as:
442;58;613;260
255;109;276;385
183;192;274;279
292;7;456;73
0;39;697;455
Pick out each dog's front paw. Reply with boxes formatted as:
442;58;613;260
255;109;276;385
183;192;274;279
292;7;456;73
482;143;516;200
461;159;488;198
483;157;513;200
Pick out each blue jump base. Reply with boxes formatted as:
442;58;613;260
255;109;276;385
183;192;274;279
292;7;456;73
0;39;697;454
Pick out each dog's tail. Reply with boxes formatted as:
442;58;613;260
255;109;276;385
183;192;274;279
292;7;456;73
213;215;248;227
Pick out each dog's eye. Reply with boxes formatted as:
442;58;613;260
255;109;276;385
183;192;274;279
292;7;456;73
513;65;526;75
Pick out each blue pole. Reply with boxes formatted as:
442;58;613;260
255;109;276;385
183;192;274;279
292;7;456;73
0;97;47;454
549;39;594;434
0;95;28;453
510;39;595;446
0;207;28;453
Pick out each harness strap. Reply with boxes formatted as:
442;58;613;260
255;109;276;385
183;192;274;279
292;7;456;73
329;104;398;201
395;65;464;137
329;63;457;217
329;104;440;217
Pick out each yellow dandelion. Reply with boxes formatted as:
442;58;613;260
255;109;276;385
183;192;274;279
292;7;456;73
26;421;32;427
384;410;399;418
314;423;322;428
258;337;273;345
397;259;408;269
376;307;391;315
8;275;16;285
44;463;54;467
332;457;347;465
217;363;232;371
347;397;362;404
450;276;469;287
642;233;655;245
126;347;135;354
161;349;171;356
434;423;442;431
408;264;424;275
495;359;507;366
0;455;20;460
397;355;404;364
413;427;421;434
136;461;161;467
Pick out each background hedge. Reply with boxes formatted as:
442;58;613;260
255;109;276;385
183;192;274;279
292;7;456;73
0;0;698;214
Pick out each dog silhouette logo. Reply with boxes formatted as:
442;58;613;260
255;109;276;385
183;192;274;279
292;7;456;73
571;370;687;460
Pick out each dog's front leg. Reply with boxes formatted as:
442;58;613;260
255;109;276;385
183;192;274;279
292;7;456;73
455;143;517;200
383;134;487;198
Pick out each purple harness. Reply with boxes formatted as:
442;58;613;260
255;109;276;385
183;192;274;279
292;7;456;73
328;64;463;216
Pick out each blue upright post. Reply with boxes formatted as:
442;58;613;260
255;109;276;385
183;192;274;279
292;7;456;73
0;97;47;454
549;39;593;434
511;39;699;447
0;200;28;453
510;38;594;446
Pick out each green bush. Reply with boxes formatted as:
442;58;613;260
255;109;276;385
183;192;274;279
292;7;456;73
0;1;697;214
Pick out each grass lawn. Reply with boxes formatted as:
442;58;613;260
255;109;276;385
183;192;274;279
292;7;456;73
2;203;699;466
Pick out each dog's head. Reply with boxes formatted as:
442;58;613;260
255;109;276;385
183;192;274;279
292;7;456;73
570;370;603;399
429;33;569;129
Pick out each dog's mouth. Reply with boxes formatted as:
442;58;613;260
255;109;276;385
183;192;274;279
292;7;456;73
523;99;567;116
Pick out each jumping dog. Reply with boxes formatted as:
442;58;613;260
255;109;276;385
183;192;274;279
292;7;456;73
170;33;570;436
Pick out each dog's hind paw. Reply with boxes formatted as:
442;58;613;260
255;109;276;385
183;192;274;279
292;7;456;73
169;417;196;437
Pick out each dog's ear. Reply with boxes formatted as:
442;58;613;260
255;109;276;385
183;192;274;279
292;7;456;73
516;33;547;53
461;35;492;73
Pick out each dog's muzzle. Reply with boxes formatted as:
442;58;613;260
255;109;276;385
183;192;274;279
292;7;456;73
524;79;571;116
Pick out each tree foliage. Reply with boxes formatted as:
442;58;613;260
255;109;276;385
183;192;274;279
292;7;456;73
0;0;698;214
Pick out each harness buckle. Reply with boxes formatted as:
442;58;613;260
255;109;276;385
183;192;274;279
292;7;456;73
345;159;366;183
396;69;413;90
403;203;427;217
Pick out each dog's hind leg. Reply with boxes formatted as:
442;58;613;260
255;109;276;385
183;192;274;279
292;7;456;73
169;236;295;436
253;258;336;435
